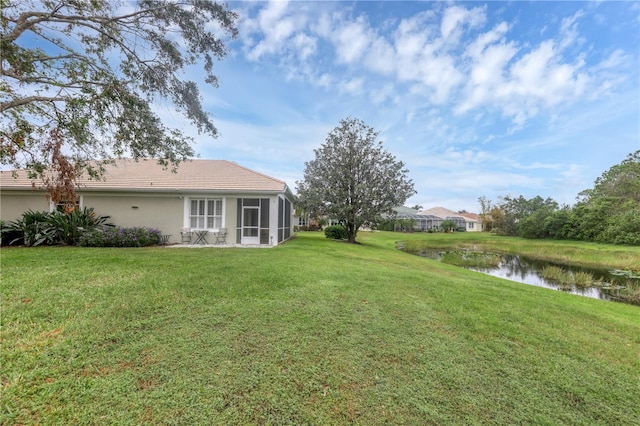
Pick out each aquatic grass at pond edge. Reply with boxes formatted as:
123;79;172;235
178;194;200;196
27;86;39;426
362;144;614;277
541;266;594;290
439;249;502;268
1;232;639;425
399;232;640;305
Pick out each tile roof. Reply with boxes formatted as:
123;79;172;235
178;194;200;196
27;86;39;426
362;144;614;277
0;159;289;193
419;207;461;218
459;212;481;221
419;207;479;222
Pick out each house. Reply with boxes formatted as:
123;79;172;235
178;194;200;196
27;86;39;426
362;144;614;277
419;207;483;232
389;206;483;232
0;159;295;245
457;212;484;232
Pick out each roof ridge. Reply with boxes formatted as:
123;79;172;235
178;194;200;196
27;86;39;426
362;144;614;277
223;160;286;185
1;158;289;193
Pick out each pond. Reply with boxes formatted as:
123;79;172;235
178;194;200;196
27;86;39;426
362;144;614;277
405;247;640;306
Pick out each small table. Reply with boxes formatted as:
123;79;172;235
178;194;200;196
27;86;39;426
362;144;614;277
193;230;209;245
160;234;171;245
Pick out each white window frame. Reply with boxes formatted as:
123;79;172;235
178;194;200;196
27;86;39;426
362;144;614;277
49;195;83;212
189;198;223;230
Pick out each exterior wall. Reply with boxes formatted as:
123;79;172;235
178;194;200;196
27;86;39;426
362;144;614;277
224;197;237;235
1;192;51;222
464;220;482;232
268;196;279;245
2;190;293;246
83;193;183;243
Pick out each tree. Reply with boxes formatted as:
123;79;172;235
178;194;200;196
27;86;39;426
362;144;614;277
1;0;238;204
411;205;423;211
296;117;415;244
569;151;640;244
477;195;493;231
494;195;558;237
440;219;457;232
585;150;640;203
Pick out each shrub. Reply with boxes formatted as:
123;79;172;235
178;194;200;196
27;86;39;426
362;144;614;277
376;219;396;231
79;226;161;247
0;220;23;246
324;224;348;240
5;210;53;246
395;218;416;232
46;207;112;245
3;208;113;246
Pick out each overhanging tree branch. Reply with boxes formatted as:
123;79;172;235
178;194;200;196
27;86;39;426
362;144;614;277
1;0;238;204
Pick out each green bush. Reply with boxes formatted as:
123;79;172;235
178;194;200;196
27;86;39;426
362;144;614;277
0;220;23;246
597;202;640;246
4;208;112;246
324;224;347;240
47;207;113;245
377;219;396;231
79;226;161;247
5;210;53;246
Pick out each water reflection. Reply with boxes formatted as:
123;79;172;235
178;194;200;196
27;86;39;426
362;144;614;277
414;249;637;305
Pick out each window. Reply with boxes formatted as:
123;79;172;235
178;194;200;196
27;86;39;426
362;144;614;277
190;199;222;229
51;197;81;213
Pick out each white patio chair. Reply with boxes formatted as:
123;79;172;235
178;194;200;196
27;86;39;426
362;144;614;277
215;228;227;245
180;228;192;244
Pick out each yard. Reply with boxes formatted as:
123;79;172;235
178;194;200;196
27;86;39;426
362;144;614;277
2;231;639;425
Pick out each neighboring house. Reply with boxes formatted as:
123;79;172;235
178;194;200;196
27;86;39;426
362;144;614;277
420;207;483;232
389;206;483;232
390;206;443;231
457;212;484;232
0;159;295;245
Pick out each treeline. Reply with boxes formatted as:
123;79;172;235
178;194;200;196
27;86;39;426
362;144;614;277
480;151;640;246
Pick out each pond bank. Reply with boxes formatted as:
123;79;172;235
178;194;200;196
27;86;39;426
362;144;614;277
398;242;640;306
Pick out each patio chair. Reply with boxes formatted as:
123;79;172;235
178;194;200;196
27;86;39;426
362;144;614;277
214;228;227;245
180;228;192;244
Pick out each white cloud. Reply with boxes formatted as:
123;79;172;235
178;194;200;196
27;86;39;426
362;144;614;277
312;73;332;88
558;10;585;50
339;77;364;95
440;5;486;44
364;37;396;75
292;33;317;61
243;0;307;61
333;16;373;64
369;83;396;105
392;12;463;103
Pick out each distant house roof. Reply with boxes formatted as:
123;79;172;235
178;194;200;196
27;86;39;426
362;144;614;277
419;207;461;218
459;212;481;222
0;158;291;195
419;207;479;223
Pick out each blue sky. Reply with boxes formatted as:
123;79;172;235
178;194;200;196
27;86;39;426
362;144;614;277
166;1;639;212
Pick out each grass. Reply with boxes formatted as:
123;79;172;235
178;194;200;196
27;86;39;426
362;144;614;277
2;231;639;425
540;266;595;291
439;249;502;268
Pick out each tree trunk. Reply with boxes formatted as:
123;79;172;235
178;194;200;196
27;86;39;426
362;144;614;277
346;221;358;243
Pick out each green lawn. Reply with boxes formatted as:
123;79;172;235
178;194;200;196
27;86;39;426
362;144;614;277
2;232;639;425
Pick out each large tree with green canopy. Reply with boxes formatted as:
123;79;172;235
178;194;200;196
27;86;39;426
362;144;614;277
1;0;238;204
296;117;416;244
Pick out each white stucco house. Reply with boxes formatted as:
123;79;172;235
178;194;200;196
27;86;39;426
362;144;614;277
0;159;295;246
